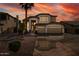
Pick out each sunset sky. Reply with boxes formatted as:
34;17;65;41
0;3;79;22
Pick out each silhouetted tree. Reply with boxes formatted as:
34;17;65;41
19;3;34;33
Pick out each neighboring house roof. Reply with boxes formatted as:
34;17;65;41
0;12;18;21
61;21;79;27
0;12;8;15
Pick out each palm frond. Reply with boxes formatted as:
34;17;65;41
19;3;34;9
19;3;23;5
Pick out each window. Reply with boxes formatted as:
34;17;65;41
39;16;49;23
0;14;7;20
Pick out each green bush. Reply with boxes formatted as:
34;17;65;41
8;41;21;52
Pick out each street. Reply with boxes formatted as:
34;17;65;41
33;33;79;56
0;33;79;56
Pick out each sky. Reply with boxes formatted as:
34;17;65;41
0;3;79;22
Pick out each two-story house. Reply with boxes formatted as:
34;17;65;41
27;13;57;32
35;13;63;35
0;12;18;34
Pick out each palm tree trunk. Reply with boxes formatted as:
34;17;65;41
25;9;27;32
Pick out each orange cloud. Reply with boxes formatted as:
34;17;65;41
0;3;79;21
27;3;55;16
60;4;79;15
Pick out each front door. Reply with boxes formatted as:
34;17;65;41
31;20;36;32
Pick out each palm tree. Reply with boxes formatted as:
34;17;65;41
20;3;34;33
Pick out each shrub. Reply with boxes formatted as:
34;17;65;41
8;41;21;52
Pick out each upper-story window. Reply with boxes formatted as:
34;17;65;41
0;14;7;20
39;16;49;23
